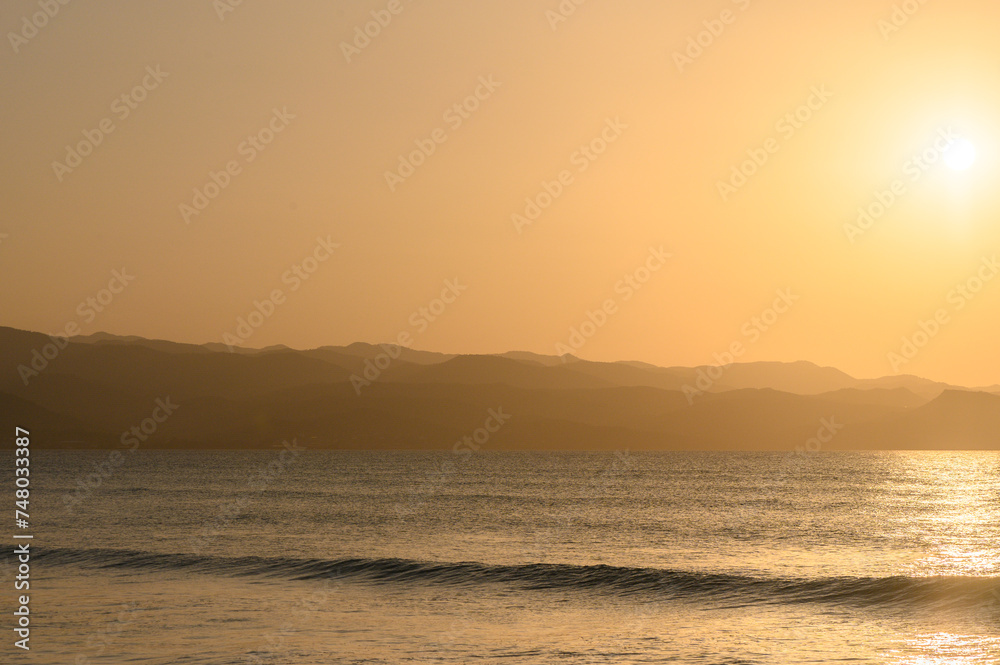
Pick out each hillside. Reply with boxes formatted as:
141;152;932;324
0;326;995;450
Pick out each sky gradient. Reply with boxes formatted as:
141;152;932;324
3;0;1000;386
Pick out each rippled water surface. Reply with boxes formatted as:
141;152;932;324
9;450;1000;664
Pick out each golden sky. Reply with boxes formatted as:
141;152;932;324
2;0;999;386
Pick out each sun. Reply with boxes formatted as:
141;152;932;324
943;138;977;171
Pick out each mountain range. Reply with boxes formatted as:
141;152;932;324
1;326;997;450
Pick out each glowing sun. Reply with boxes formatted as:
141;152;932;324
943;138;977;171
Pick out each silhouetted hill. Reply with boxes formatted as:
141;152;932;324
335;342;454;365
854;374;953;399
649;388;904;450
501;351;578;366
836;390;1000;450
545;359;697;391
0;326;995;450
73;331;213;355
670;361;859;395
814;387;927;409
391;355;613;390
0;326;352;400
0;390;97;446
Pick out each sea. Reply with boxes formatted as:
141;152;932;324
6;449;1000;664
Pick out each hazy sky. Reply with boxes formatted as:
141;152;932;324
3;0;1000;386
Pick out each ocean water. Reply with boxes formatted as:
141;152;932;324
8;450;1000;664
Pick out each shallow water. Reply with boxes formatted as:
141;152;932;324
7;450;1000;663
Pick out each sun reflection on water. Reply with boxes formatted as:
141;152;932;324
887;453;1000;578
891;631;1000;665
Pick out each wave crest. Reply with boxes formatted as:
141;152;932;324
33;547;1000;610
